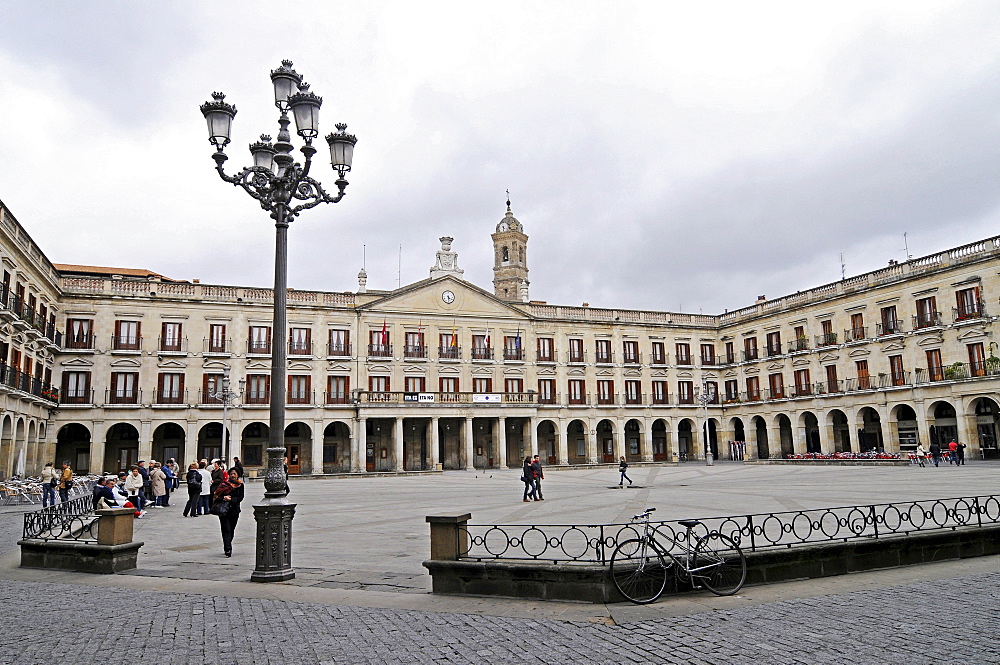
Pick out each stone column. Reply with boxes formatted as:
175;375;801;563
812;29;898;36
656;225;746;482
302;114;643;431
138;420;152;461
394;417;404;472
310;419;324;474
767;424;782;459
641;417;653;462
89;420;106;475
557;418;569;465
429;417;440;469
184;420;198;467
464;418;475;470
793;413;808;455
529;418;538;462
353;416;366;473
614;417;626;460
497;416;507;469
914;401;930;449
588;421;600;464
957;409;976;459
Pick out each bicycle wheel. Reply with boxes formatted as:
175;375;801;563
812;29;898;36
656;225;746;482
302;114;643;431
610;538;669;604
692;532;747;596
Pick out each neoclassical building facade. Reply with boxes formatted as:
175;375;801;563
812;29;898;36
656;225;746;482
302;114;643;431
0;196;997;478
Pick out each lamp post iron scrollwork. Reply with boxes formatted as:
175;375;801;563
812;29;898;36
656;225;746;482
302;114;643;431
697;382;716;466
200;60;357;582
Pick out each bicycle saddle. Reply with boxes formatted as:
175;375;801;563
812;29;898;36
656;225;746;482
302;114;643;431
678;519;702;528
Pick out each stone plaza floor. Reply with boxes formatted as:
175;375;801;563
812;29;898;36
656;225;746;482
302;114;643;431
0;461;998;664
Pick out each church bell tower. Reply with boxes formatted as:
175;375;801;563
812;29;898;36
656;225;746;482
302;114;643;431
492;197;529;302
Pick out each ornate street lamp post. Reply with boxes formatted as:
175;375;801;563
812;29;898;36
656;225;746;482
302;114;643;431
208;367;245;464
200;60;357;582
697;381;715;466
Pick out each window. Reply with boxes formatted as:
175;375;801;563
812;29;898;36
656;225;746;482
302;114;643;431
705;381;719;404
889;355;906;385
208;324;228;354
879;306;900;336
246;374;270;404
724;380;738;401
766;331;781;356
537;337;554;362
202;372;223;403
160;322;183;352
62;371;91;404
404;376;426;393
825;365;839;392
504;378;524;394
678;380;693;404
404;331;426;358
471;334;491;360
820;320;836;346
370;329;391;357
855;360;870;390
791;326;807;352
597;380;614;404
504;335;523;361
967;342;986;377
746;376;760;401
925;349;943;381
439;332;459;359
328;329;350;356
724;342;735;364
439;377;459;394
66;318;94;349
651;341;666;365
289;328;312;355
249;326;272;354
676;343;691;365
793;369;810;396
109;372;138;404
114;320;141;351
652;380;668;404
157;372;185;404
768;373;784;399
848;313;865;342
595;339;612;364
915;297;939;328
700;344;715;365
288;375;311;404
625;380;640;404
369;376;390;394
473;377;493;393
743;337;758;361
956;286;983;320
569;338;585;363
623;340;639;364
568;379;586;404
538;379;555;404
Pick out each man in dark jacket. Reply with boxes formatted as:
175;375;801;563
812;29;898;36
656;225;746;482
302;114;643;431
232;456;245;478
210;460;227;497
92;476;116;511
137;460;150;511
531;455;545;500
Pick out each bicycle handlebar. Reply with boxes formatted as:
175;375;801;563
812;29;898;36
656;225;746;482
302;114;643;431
632;507;656;521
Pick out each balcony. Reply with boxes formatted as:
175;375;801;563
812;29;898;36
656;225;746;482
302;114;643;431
327;342;351;357
105;388;141;405
596;393;617;405
112;335;142;352
368;343;393;358
650;352;669;366
289;340;313;356
877;320;904;336
354;391;539;405
65;333;96;351
953;301;988;323
158;337;188;354
536;350;555;363
622;352;641;365
287;390;314;406
153;390;187;405
792;384;812;397
595;352;614;365
651;393;671;405
625;392;642;405
678;392;695;405
676;355;692;366
787;338;809;353
244;390;271;406
538;393;557;405
765;345;782;358
742;350;759;362
815;332;838;347
403;344;427;359
247;341;272;355
472;346;493;361
843;327;868;343
324;391;351;405
204;337;232;355
439;346;461;361
912;312;942;330
60;389;93;405
567;350;587;364
503;348;524;361
701;355;723;366
568;393;589;405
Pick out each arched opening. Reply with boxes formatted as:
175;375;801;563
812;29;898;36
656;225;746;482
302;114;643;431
12;419;26;477
323;421;351;473
503;417;527;466
198;422;224;463
893;404;918;451
597;419;616;463
777;414;793;457
472;418;493;469
802;412;820;453
729;417;746;460
437;418;463;470
105;422;139;473
677;419;694;460
753;416;769;459
536;420;557;465
702;418;719;460
928;401;957;450
651;419;668;461
240;421;269;471
829;409;851;452
567;420;587;464
625;419;642;462
284;421;312;474
973;397;999;459
858;407;884;451
153;422;185;466
0;416;12;478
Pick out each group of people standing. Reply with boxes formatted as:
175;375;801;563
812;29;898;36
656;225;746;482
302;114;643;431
521;455;545;502
39;461;74;507
916;441;968;467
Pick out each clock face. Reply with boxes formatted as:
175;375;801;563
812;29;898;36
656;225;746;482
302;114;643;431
442;290;456;304
498;222;509;232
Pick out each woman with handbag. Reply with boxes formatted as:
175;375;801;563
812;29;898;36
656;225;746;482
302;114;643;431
40;462;58;507
58;461;74;503
212;468;244;557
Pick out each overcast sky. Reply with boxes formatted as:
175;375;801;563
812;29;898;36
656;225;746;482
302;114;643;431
1;1;998;314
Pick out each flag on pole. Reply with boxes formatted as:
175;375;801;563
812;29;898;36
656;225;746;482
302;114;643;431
515;326;521;349
381;319;388;347
485;323;490;349
451;321;458;347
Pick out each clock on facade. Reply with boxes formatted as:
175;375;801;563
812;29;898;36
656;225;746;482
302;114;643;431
441;290;456;304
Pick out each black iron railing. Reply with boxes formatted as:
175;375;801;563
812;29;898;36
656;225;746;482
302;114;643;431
22;495;99;542
458;495;1000;565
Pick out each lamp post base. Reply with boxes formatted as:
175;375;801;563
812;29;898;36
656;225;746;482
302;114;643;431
251;496;296;582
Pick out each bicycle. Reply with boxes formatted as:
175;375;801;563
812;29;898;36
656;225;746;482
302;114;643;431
610;508;747;604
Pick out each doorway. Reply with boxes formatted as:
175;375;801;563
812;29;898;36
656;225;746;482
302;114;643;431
287;444;301;474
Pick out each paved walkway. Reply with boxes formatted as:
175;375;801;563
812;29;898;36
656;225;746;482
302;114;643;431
1;462;997;663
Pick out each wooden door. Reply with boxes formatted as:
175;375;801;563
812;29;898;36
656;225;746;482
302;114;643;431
287;444;301;474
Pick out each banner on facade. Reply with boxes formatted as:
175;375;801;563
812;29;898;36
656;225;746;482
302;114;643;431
473;394;502;403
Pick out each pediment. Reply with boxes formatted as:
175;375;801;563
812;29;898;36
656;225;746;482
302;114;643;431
326;363;351;372
247;361;271;370
847;348;871;358
471;366;494;376
202;360;230;370
502;367;525;376
723;369;739;378
359;276;530;320
438;365;460;375
596;368;615;377
956;326;988;341
677;370;694;378
288;362;312;371
111;358;143;368
403;366;425;375
623;368;642;377
701;372;718;380
819;353;840;363
536;366;557;376
917;334;944;346
157;358;187;369
744;366;759;375
61;357;94;368
880;341;906;353
791;358;811;367
567;366;586;376
766;362;784;371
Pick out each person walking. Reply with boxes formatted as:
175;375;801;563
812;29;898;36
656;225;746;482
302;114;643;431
618;456;633;486
57;461;73;503
948;440;958;466
197;461;213;515
929;441;942;467
915;443;927;467
182;463;202;517
162;461;176;499
531;454;545;500
232;456;244;479
521;456;536;502
149;463;168;507
40;461;58;507
213;468;245;557
956;441;967;466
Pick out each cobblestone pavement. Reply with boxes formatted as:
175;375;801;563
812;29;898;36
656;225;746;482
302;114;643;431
0;571;997;664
